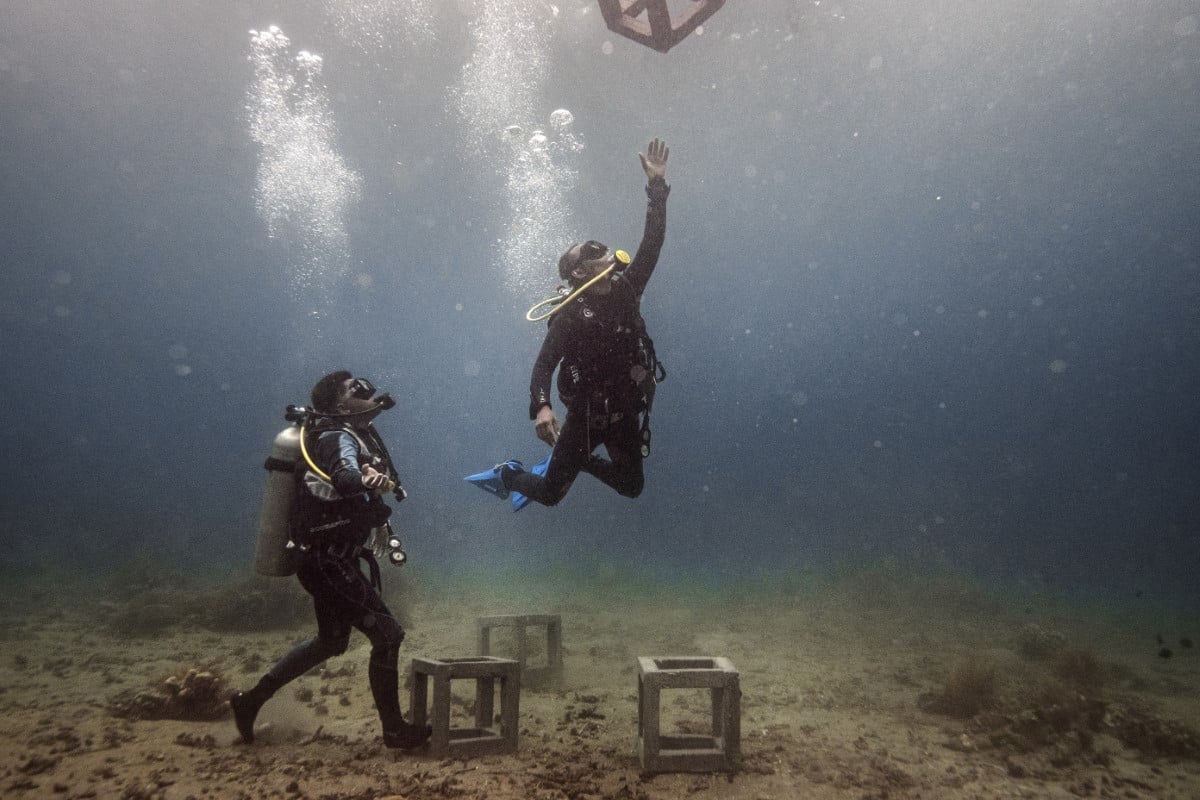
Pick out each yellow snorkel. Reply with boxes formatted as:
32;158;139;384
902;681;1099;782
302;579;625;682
526;249;631;322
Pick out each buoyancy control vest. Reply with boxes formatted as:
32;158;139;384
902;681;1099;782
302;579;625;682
551;278;667;454
254;417;400;576
289;424;393;550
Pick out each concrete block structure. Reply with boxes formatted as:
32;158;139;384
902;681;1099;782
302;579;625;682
636;656;740;773
596;0;727;53
409;656;520;757
477;614;563;687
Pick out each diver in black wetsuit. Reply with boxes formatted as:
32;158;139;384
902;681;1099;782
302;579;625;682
501;137;670;506
231;371;431;751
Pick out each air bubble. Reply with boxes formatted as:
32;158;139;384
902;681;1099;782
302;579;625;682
323;0;437;53
549;108;574;130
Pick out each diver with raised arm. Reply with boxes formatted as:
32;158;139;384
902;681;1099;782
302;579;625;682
469;138;670;508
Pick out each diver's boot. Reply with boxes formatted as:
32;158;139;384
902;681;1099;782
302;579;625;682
499;461;526;491
230;675;283;745
230;688;268;744
383;720;433;750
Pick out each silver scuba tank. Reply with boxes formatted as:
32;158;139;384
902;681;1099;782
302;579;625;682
254;425;301;577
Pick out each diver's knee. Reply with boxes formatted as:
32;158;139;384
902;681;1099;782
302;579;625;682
382;621;405;647
363;612;405;646
369;627;405;664
533;478;570;507
619;477;644;498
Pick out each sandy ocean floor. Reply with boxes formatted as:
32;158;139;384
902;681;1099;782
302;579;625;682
1;565;1198;800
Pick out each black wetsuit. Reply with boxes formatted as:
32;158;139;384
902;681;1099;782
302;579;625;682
508;175;670;506
250;424;409;735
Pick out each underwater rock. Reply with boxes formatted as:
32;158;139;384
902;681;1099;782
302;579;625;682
108;666;230;721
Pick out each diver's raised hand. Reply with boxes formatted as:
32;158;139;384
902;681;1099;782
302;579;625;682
639;137;669;182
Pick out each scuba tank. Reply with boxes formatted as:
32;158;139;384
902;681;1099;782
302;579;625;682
254;424;301;577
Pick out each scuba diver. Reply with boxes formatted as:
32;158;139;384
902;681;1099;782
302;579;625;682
471;137;670;508
232;371;432;751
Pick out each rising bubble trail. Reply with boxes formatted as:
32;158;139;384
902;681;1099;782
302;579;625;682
248;26;362;304
453;1;584;293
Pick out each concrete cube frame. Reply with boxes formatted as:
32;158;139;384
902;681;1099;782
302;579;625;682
477;614;563;687
637;656;740;773
409;656;521;758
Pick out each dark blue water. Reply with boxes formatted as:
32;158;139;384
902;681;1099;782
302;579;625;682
2;1;1197;608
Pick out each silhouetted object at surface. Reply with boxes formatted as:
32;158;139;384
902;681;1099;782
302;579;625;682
597;0;726;53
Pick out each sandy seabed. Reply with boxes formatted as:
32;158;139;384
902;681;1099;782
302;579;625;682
1;566;1198;800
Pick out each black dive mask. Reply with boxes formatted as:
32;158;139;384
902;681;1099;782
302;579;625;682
348;378;396;411
577;240;631;272
348;377;377;399
577;240;608;261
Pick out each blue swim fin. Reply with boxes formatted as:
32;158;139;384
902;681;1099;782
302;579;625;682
465;460;522;500
511;454;551;512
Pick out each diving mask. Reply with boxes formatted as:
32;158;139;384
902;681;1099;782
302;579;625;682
577;241;632;271
348;378;396;410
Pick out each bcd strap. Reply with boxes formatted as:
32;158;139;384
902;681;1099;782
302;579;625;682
637;334;665;459
363;550;382;592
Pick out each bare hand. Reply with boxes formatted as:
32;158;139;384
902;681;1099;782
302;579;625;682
639;137;669;181
534;405;560;447
361;465;393;491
